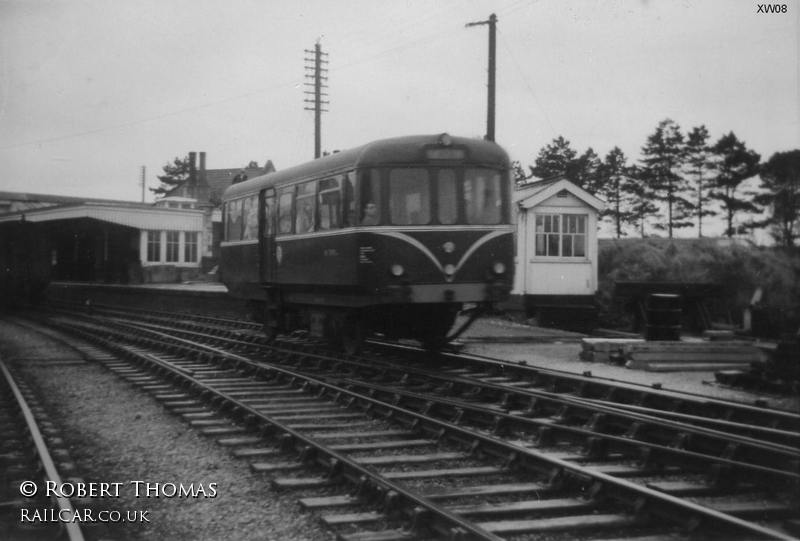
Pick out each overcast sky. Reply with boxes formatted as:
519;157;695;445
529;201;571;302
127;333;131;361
0;0;797;203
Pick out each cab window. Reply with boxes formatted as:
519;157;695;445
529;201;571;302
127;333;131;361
389;168;430;225
464;169;502;224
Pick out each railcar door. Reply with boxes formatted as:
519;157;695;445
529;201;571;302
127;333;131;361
259;188;277;283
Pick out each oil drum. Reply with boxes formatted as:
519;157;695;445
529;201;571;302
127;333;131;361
645;293;682;341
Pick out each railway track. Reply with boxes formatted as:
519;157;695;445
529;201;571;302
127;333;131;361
0;359;91;541
23;306;800;539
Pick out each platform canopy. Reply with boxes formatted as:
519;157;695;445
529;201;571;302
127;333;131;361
0;202;204;231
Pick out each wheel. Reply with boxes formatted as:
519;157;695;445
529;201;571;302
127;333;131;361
416;305;458;350
340;314;365;355
263;306;280;343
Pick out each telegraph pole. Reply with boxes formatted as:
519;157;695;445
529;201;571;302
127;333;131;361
140;166;146;202
466;13;497;142
304;41;329;158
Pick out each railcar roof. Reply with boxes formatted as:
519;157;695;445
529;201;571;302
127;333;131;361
223;134;508;200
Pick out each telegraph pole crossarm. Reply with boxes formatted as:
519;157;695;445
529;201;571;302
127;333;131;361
303;40;329;158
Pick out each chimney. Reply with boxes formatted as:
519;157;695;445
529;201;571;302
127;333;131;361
188;152;197;198
197;152;210;204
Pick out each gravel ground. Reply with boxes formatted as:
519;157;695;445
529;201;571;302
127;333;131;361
0;317;334;541
1;313;796;541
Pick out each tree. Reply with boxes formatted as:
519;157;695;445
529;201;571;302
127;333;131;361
530;136;577;180
597;147;638;238
568;148;603;192
684;125;716;237
640;119;693;237
627;164;662;237
756;150;800;248
523;137;603;191
709;132;761;237
150;155;191;196
511;160;531;186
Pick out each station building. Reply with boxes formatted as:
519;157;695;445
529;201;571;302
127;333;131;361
0;152;273;284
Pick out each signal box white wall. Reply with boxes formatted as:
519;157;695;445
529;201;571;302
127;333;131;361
512;177;605;297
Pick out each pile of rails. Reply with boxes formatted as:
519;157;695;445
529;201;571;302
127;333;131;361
580;334;765;372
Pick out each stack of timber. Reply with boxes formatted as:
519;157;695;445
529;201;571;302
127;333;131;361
581;338;765;372
579;338;644;364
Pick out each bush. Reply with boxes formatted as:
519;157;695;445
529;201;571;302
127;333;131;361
598;238;800;334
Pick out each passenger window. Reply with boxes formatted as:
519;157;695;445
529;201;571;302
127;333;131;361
359;169;382;225
242;196;259;240
277;189;293;234
228;199;243;240
389;168;430;225
262;193;275;237
342;172;356;227
295;181;316;233
318;177;341;230
437;169;457;225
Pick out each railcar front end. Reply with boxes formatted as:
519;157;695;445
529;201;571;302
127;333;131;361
221;133;514;351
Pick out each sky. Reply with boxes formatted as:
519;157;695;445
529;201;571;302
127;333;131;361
0;0;797;209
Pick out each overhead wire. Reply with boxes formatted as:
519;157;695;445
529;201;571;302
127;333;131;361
2;2;548;151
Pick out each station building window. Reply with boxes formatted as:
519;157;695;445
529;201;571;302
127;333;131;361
143;230;201;265
184;232;198;263
166;231;180;262
535;214;587;257
146;231;160;262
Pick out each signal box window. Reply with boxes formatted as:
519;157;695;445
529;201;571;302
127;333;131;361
389;168;430;225
464;169;501;225
318;177;341;230
535;214;586;257
295;181;316;233
277;189;293;234
437;169;457;225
